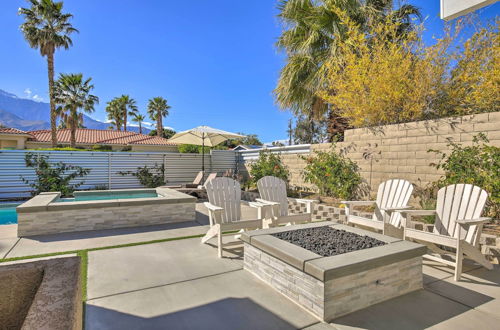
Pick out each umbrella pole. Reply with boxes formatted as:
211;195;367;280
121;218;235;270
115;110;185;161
201;133;205;185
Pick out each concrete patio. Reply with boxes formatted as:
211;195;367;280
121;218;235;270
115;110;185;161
1;203;499;329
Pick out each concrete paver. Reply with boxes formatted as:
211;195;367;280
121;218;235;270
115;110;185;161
426;265;500;318
329;289;500;330
86;270;320;330
1;202;260;259
87;236;243;299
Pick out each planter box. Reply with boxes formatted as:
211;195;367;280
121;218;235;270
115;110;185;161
242;222;426;321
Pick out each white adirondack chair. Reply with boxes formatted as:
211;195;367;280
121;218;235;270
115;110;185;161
202;177;266;257
256;176;317;228
342;179;414;238
401;184;493;281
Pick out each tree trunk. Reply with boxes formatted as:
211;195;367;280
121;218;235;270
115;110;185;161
47;51;57;147
139;122;142;134
70;108;77;148
123;107;127;132
327;107;349;142
157;112;163;137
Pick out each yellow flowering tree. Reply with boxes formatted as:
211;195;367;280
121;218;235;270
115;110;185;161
319;9;499;127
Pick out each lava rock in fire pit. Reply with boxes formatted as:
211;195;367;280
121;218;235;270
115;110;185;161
272;226;386;257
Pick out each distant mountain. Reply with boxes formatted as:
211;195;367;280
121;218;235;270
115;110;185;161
0;89;150;133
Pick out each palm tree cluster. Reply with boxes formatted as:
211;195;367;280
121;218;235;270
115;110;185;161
19;0;172;145
105;95;171;136
275;0;421;141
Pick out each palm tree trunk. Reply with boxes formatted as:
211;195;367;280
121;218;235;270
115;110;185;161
123;108;127;132
327;107;349;142
157;112;163;137
139;122;142;134
70;108;77;148
47;50;57;147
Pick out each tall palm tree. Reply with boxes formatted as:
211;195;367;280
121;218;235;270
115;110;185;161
19;0;78;147
105;98;123;131
275;0;421;140
132;114;146;134
119;95;138;132
53;73;98;147
147;97;171;137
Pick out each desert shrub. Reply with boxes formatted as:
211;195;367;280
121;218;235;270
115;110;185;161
178;144;209;153
429;134;500;218
301;146;361;200
21;153;91;197
92;144;112;151
119;163;165;188
249;151;289;185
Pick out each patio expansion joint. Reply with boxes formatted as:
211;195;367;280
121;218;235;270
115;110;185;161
2;237;21;259
87;268;243;302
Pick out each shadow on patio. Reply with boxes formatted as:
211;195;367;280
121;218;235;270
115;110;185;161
86;297;300;330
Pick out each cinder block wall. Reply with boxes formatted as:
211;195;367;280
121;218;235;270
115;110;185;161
241;112;500;193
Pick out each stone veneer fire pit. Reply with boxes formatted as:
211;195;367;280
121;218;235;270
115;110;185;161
242;222;426;321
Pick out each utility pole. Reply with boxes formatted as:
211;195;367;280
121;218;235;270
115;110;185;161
287;118;293;146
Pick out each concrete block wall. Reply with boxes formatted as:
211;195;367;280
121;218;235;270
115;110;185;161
240;112;500;193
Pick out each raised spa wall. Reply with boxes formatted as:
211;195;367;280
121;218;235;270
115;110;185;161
242;222;426;322
16;188;196;236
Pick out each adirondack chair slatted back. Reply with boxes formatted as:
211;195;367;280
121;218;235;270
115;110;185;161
205;177;242;223
374;179;414;227
257;176;289;217
192;171;204;185
434;184;488;246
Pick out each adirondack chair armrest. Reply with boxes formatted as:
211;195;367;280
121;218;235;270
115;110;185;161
255;198;280;206
455;217;491;225
341;201;376;206
248;201;268;208
288;198;319;205
204;202;224;212
399;209;437;216
381;206;413;212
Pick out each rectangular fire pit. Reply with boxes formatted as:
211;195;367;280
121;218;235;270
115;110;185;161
242;222;426;321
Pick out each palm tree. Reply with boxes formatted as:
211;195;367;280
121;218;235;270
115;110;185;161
147;97;171;137
132;114;146;134
19;0;78;147
105;98;123;131
119;95;138;132
53;73;98;147
275;0;421;140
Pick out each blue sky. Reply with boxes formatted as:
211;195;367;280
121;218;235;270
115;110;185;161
0;1;498;142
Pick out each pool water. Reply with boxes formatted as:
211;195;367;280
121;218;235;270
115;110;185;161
57;192;159;202
0;203;20;225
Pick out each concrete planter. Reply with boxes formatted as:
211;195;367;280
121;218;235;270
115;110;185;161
0;256;82;330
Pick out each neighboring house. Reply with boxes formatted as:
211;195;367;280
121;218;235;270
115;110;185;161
0;128;178;152
0;128;33;149
232;145;262;151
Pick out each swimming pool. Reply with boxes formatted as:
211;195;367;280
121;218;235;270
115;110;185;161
0;202;20;225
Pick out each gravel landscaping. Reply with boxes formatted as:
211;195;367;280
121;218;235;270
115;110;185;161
272;226;386;257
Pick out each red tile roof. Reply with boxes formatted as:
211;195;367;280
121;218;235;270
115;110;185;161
28;129;176;146
0;127;33;136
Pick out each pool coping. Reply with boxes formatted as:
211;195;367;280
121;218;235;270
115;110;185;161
16;188;196;213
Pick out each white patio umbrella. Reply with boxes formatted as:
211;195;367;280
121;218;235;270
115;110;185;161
167;126;245;183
